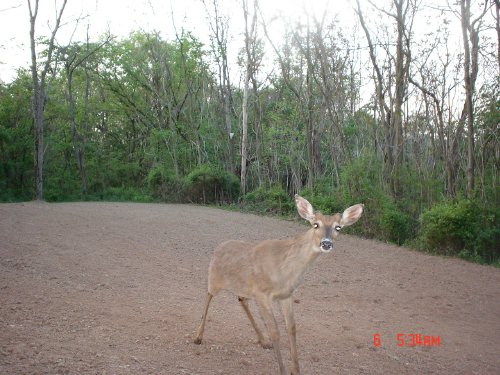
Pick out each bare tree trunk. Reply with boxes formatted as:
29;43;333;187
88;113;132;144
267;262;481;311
306;66;315;190
241;82;249;195
28;0;68;200
205;0;235;173
251;70;263;187
240;0;257;196
356;0;414;197
29;0;43;201
461;0;475;196
224;71;235;173
392;0;409;197
66;65;86;194
62;33;109;196
494;0;500;73
460;0;488;197
81;37;91;195
356;1;391;192
409;70;464;199
258;6;312;192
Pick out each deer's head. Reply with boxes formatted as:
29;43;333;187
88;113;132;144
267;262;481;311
295;194;364;253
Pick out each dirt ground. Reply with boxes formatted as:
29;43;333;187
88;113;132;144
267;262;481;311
0;202;499;375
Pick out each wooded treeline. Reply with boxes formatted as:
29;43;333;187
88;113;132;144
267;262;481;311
0;0;499;264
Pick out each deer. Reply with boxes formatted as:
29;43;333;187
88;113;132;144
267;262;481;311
194;194;364;375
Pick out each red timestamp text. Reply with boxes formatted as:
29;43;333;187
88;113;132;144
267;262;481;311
373;333;441;347
396;333;441;347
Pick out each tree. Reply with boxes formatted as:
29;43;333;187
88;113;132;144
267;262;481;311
494;0;500;73
28;0;68;200
61;30;110;196
409;37;464;198
355;0;417;197
240;0;258;195
0;73;34;200
204;0;236;173
259;9;320;191
459;0;488;196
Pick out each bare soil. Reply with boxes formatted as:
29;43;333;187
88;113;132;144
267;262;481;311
0;202;499;374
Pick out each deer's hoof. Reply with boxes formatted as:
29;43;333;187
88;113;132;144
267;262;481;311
260;341;273;349
194;338;202;345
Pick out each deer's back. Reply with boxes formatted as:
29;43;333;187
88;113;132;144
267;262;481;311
207;238;307;300
207;240;257;297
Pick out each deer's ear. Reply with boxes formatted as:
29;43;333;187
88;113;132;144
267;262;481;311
295;194;315;223
340;204;364;226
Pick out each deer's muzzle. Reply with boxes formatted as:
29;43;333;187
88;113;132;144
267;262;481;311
320;238;333;251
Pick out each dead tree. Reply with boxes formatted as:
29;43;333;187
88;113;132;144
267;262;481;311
28;0;68;200
355;0;417;197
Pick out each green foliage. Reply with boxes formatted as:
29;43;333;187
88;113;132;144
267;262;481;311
338;151;382;206
298;192;342;217
418;200;476;255
333;151;410;244
147;165;183;202
298;177;342;215
0;73;34;201
99;187;154;203
378;199;413;246
244;185;294;215
417;199;500;264
184;164;240;204
0;28;497;267
299;187;411;245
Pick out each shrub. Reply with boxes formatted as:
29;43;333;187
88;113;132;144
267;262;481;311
299;178;343;215
418;200;476;256
184;164;240;204
473;226;500;264
147;165;184;202
379;201;412;245
417;199;500;263
100;186;154;203
335;155;413;244
244;185;294;215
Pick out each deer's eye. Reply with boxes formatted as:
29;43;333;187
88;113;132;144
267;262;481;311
313;223;319;229
335;225;342;232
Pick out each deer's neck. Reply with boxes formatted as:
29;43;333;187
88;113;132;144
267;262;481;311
281;230;321;287
290;229;320;260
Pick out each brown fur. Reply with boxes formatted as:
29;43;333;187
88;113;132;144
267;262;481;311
194;195;364;375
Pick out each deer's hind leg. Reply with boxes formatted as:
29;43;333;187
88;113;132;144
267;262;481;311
238;296;272;349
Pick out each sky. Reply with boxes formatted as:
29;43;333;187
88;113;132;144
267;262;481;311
0;0;493;88
0;0;353;84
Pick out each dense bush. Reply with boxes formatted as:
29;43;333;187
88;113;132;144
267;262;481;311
147;165;184;202
417;199;499;264
243;183;498;265
184;164;240;204
299;178;344;215
295;189;412;245
243;185;294;215
99;187;154;202
378;199;413;245
332;154;413;244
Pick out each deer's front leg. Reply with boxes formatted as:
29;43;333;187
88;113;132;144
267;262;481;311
256;295;286;375
281;297;300;375
194;292;213;344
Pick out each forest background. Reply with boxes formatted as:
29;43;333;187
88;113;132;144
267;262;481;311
0;0;499;265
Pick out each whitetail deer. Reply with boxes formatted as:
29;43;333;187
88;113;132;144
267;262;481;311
194;194;364;375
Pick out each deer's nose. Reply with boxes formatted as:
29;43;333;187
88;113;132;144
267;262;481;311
320;239;333;251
